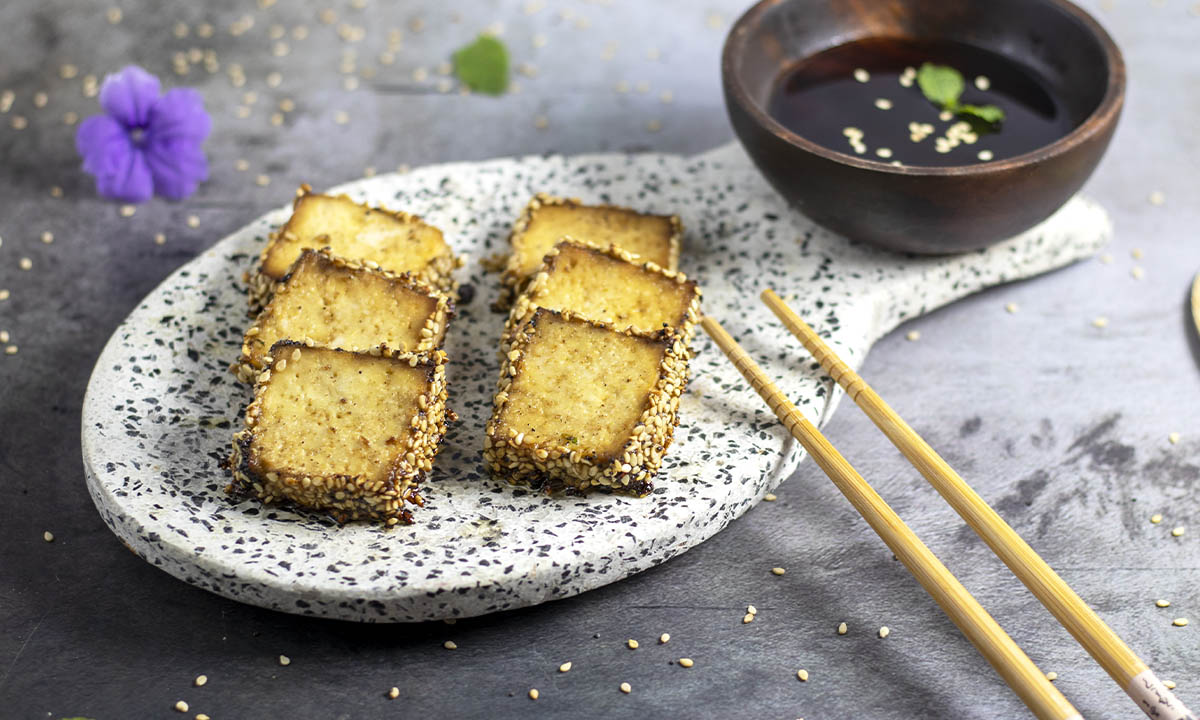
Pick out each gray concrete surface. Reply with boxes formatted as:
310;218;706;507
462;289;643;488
0;0;1196;718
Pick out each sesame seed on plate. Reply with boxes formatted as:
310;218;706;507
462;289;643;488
49;186;63;198
186;215;200;228
837;622;848;635
388;686;399;699
879;626;890;638
747;604;758;615
1168;432;1181;444
1131;266;1144;279
635;81;649;93
873;98;892;110
106;7;123;24
772;567;786;576
1131;248;1144;259
266;72;283;88
196;714;211;720
627;638;639;649
278;655;291;665
33;91;48;108
743;613;755;624
1098;253;1113;264
620;682;632;694
660;90;673;104
797;668;809;681
975;75;991;90
529;688;540;700
43;531;54;542
1091;316;1109;328
1045;671;1058;681
764;493;777;501
60;64;78;79
0;290;9;300
41;231;54;243
5;345;17;355
63;111;78;125
11;115;27;130
906;330;920;341
1151;514;1163;524
334;111;349;125
155;233;166;245
19;257;32;271
1005;302;1019;314
120;204;136;217
1157;599;1171;608
194;674;207;686
235;158;250;172
1165;680;1177;690
174;700;188;712
659;633;670;644
255;174;271;187
707;12;724;28
1148;191;1165;206
875;147;893;158
853;68;869;83
1173;618;1189;627
443;640;458;650
0;331;7;342
1172;527;1185;537
559;661;572;672
679;658;695;668
938;110;953;122
977;150;994;161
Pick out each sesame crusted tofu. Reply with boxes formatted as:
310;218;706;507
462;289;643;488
504;240;700;349
484;308;690;496
228;343;450;524
246;187;461;311
233;249;452;382
498;193;682;306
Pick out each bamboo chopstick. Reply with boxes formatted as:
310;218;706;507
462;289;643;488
761;288;1196;720
700;316;1080;720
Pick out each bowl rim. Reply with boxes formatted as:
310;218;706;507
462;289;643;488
721;0;1126;177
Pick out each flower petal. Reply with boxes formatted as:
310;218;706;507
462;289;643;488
143;136;208;200
147;88;212;143
99;65;161;128
75;114;153;202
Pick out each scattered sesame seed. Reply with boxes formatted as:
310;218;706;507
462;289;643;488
797;668;809;681
443;640;458;650
837;622;848;635
635;81;650;94
49;186;63;199
1098;253;1113;264
194;675;207;687
1157;599;1171;608
106;7;123;24
120;204;136;217
977;150;994;161
879;626;890;638
853;68;869;83
343;76;359;91
875;147;893;158
627;638;639;649
11;115;28;130
19;257;32;271
0;290;9;300
747;604;758;615
388;686;399;699
772;567;786;576
906;330;920;341
154;233;166;245
707;12;724;28
33;91;48;109
43;531;54;542
742;613;755;624
363;166;376;178
235;106;251;119
186;215;200;228
1091;316;1109;328
532;33;548;48
534;114;549;129
41;231;54;244
938;110;953;122
1165;680;1177;690
1005;302;1019;314
1168;432;1181;445
529;688;539;700
267;72;283;88
255;174;271;187
1131;248;1144;259
235;158;250;172
60;63;78;79
679;657;695;668
334;111;350;125
196;715;211;720
5;345;17;355
660;90;674;104
1148;191;1165;206
0;331;7;343
1045;671;1058;681
764;493;777;501
974;75;991;91
1131;266;1145;279
1172;527;1185;537
1173;618;1189;627
659;633;670;644
615;80;630;93
1151;514;1163;524
63;111;78;125
620;682;632;694
558;661;572;672
647;119;662;132
278;655;291;666
174;700;189;713
874;98;892;110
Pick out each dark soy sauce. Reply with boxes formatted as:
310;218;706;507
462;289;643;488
766;38;1072;167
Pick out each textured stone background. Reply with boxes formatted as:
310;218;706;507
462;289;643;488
0;0;1196;718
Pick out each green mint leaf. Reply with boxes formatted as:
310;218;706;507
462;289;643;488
957;103;1005;125
453;35;509;95
916;63;964;109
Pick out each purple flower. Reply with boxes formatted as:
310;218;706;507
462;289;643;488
75;66;211;203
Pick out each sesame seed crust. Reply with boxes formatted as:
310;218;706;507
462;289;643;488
227;344;450;524
495;192;684;309
483;307;691;497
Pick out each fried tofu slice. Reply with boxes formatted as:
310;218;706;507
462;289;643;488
504;240;700;349
228;344;450;524
498;193;682;306
246;187;461;311
484;308;689;496
233;249;452;382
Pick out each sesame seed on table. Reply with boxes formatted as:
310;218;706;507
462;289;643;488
0;1;1197;719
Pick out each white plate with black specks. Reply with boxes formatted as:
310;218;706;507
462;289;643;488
81;142;1111;622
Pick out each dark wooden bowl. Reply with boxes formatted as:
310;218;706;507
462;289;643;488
722;0;1124;254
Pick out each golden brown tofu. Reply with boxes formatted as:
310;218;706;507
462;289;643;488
246;187;460;311
484;308;690;496
505;240;700;349
233;249;452;382
498;193;682;306
228;343;449;524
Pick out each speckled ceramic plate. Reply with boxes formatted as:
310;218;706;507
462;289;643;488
81;143;1111;622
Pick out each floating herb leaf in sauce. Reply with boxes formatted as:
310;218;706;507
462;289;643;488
453;35;509;95
917;62;1005;127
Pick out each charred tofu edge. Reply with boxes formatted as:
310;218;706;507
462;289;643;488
243;184;462;313
502;238;701;351
232;248;455;383
482;307;690;497
226;342;450;525
495;192;684;309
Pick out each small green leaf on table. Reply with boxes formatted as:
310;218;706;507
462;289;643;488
453;35;509;95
